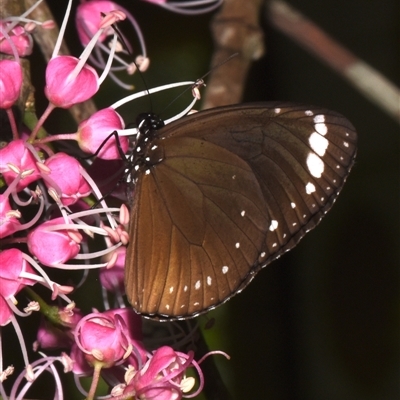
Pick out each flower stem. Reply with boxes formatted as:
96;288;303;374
86;362;103;400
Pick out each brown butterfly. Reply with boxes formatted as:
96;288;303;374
124;102;357;320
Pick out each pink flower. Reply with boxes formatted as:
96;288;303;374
76;1;120;46
0;194;21;238
45;56;99;108
76;1;148;88
0;22;33;56
0;139;41;191
44;152;91;205
0;248;37;326
73;308;146;370
77;107;128;159
27;217;82;267
0;60;23;109
127;346;196;399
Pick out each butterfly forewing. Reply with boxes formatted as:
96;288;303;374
125;102;357;320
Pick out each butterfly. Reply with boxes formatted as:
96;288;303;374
124;102;357;320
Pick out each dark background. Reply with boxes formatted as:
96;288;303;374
8;0;399;399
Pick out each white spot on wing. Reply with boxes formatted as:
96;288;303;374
235;242;240;248
222;266;229;274
305;110;313;116
260;252;266;258
241;210;246;217
269;220;278;231
306;152;325;178
195;280;201;290
274;107;281;113
313;114;325;123
184;285;188;292
207;276;212;286
343;141;349;147
314;123;328;135
169;286;174;294
165;304;170;310
309;132;329;156
291;202;296;209
306;182;316;194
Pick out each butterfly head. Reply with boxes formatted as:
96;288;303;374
136;112;165;136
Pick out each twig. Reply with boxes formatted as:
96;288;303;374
268;0;400;123
202;0;265;109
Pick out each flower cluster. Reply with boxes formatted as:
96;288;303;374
0;0;226;399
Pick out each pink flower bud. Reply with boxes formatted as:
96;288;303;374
76;1;119;46
0;22;33;56
27;217;81;267
45;56;99;108
0;139;41;191
0;248;37;325
0;60;23;109
44;152;91;205
0;248;36;299
77;107;128;160
74;308;143;369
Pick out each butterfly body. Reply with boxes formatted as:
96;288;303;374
125;103;357;320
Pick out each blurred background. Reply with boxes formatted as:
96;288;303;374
10;0;400;398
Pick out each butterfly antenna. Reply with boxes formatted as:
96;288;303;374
160;53;239;114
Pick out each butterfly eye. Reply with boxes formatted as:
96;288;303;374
124;102;357;320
